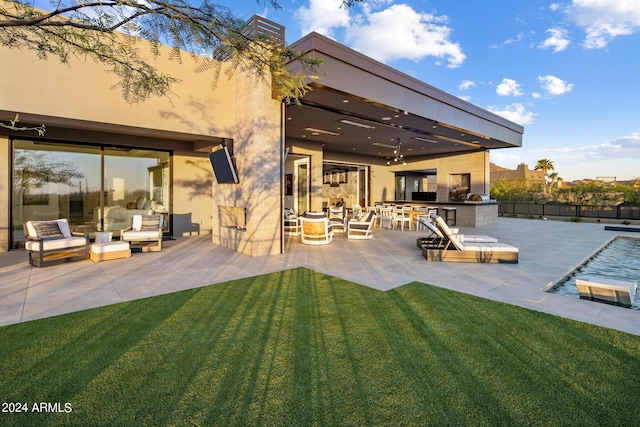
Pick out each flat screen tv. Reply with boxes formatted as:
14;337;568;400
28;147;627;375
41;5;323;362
209;147;239;184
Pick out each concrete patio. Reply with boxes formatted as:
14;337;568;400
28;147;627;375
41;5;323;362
1;218;639;336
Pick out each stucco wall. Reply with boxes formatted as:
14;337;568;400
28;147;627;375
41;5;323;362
0;42;234;139
172;155;213;236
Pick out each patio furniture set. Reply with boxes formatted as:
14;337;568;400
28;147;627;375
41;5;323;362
24;214;164;267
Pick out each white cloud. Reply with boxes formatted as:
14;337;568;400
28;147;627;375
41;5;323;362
295;2;466;67
537;75;574;96
488;103;536;125
294;0;351;39
496;78;523;96
345;4;466;67
459;80;475;90
567;0;640;49
550;3;562;12
539;28;570;52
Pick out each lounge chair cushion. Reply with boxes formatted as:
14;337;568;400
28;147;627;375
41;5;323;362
123;230;162;239
459;242;519;253
25;235;88;252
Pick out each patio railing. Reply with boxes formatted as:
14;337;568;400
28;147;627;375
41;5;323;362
498;202;640;220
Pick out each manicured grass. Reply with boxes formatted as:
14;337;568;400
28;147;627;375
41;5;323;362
1;267;639;426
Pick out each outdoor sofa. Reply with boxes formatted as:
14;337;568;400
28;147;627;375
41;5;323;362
24;219;90;267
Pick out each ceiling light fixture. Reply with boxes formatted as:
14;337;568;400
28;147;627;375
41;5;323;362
339;119;375;129
304;127;341;136
389;138;406;166
373;141;397;149
413;136;438;143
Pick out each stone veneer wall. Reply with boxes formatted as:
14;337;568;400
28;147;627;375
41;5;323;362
323;169;359;207
211;70;283;256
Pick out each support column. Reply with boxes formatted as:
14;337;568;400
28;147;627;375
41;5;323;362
211;70;283;256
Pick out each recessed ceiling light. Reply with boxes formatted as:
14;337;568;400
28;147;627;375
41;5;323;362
342;99;349;103
339;119;375;129
381;116;392;121
304;127;341;136
413;136;437;143
373;142;397;148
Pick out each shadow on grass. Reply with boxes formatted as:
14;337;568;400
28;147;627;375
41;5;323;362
1;267;639;426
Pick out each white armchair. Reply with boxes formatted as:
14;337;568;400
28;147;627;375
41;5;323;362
347;211;377;240
328;205;347;233
299;212;334;245
121;214;164;252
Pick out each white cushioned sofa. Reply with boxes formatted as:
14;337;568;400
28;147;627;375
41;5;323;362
24;219;90;267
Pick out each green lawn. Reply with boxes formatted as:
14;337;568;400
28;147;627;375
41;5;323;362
1;267;639;426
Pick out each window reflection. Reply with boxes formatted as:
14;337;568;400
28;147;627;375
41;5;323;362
12;140;171;248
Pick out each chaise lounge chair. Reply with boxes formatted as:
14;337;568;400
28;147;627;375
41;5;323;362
416;216;498;249
421;216;518;263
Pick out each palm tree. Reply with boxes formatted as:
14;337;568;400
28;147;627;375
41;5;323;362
547;172;562;192
534;159;555;193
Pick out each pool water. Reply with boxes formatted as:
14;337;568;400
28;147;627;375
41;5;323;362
551;236;640;310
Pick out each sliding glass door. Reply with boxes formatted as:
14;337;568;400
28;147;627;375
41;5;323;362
11;139;170;248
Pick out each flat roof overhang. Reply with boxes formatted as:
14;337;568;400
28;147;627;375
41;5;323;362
0;111;225;155
285;33;523;163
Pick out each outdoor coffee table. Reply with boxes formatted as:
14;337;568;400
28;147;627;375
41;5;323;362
90;240;131;262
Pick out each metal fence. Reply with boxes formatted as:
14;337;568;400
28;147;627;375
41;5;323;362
498;203;640;220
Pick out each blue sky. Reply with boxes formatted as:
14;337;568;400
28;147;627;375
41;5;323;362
224;0;640;182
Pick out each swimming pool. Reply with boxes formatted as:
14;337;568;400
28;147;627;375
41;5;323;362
550;236;640;310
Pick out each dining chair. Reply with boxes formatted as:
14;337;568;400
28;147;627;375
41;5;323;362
392;206;411;231
378;207;393;229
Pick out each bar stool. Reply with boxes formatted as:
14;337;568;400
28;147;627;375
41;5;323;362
442;207;457;226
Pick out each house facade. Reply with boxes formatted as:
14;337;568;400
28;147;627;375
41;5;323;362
0;16;523;256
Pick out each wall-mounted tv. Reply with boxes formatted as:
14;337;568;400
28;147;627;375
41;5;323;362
209;146;239;184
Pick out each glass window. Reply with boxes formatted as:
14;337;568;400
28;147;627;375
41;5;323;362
11;139;171;248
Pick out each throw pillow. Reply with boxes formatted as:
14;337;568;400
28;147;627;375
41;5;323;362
140;215;160;231
32;221;64;239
